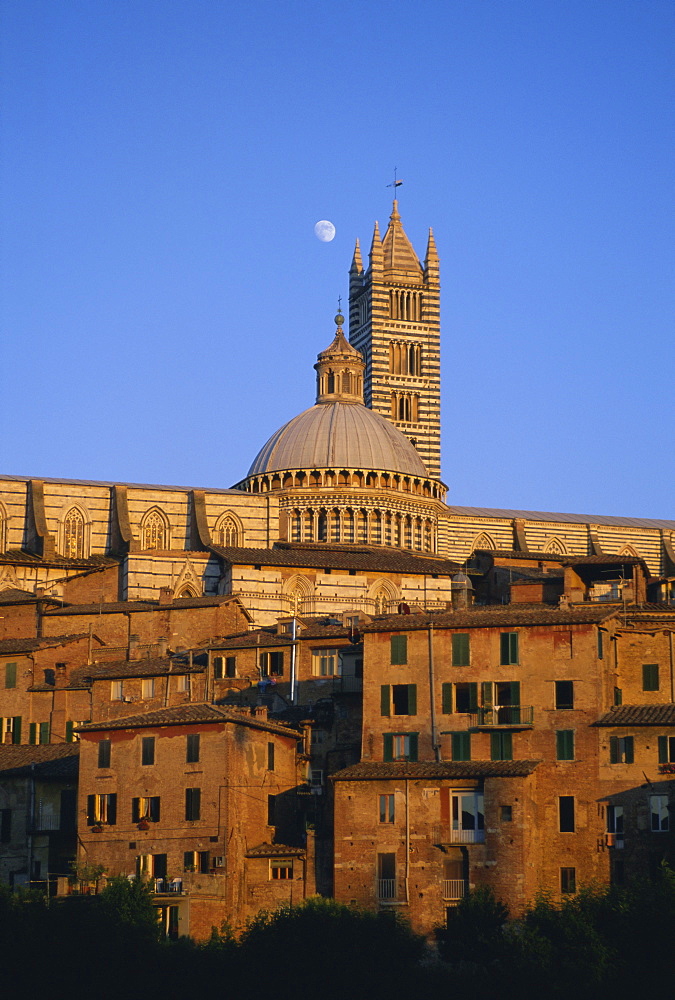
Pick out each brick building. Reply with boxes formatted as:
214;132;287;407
76;704;313;939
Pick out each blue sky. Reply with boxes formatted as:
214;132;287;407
1;0;673;517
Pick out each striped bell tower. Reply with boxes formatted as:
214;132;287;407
348;201;441;479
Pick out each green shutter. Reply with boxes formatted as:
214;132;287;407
29;723;37;745
408;685;417;716
442;683;453;714
383;734;393;762
39;722;49;744
380;685;390;717
500;633;510;664
625;737;634;764
5;663;17;688
12;717;21;745
481;682;493;710
557;730;574;761
510;633;519;664
609;736;618;764
65;721;74;743
408;733;418;761
614;687;623;706
452;732;471;762
468;683;478;712
490;732;500;761
108;794;117;825
658;735;668;763
452;634;470;666
391;635;407;665
87;794;95;825
510;681;521;706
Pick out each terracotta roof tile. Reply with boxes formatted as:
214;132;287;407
246;843;306;857
76;703;300;738
0;744;79;779
331;760;541;780
0;633;94;654
211;543;460;576
361;605;618;632
45;595;244;616
594;704;675;727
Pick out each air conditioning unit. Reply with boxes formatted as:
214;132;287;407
605;832;615;847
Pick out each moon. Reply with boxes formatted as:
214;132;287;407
314;220;336;242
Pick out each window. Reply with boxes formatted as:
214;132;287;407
658;735;675;764
142;678;155;699
267;742;275;771
556;730;575;761
501;805;513;823
500;632;519;665
381;684;417;716
132;796;161;823
176;674;189;692
271;860;293;880
185;787;201;821
63;507;85;559
313;648;340;677
452;634;470;667
609;736;634;764
183;850;210;873
3;717;22;744
38;721;49;744
142;737;155;765
482;680;521;723
390;635;407;665
451;792;484;840
65;721;78;743
555;680;574;710
310;769;323;790
225;656;236;678
454;683;478;713
559;796;575;832
186;734;200;763
213;657;224;679
260;651;284;676
643;663;659;692
0;809;11;843
137;853;167;879
98;739;111;768
141;509;168;550
650;795;669;832
451;732;471;761
86;793;117;826
597;630;604;659
490;731;513;761
560;867;576;894
267;794;276;826
379;793;395;823
111;680;124;701
614;687;623;706
383;732;418;762
5;662;17;689
377;852;396;899
607;804;624;837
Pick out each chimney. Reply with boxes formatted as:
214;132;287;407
55;662;68;688
128;634;140;660
159;587;174;606
157;637;168;657
252;705;268;719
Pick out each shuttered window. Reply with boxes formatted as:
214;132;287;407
643;663;659;691
451;732;471;761
185;787;201;821
451;634;470;666
500;632;519;665
5;663;17;689
442;683;453;714
390;635;408;665
556;730;574;761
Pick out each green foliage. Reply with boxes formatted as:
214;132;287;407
96;875;161;945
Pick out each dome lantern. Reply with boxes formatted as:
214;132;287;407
314;309;365;404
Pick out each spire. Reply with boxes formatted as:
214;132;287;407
424;227;439;282
314;307;365;404
381;201;422;277
369;221;383;271
350;238;363;276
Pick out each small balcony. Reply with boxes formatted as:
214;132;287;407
332;675;363;694
469;706;534;729
376;878;399;901
431;824;485;845
442;879;466;901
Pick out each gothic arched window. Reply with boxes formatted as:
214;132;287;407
219;516;238;547
63;507;85;559
142;509;168;551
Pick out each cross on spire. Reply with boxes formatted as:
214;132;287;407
386;167;403;195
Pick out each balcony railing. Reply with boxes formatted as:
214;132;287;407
442;879;466;901
431;824;485;845
469;706;534;728
332;675;363;694
377;878;398;901
32;813;61;832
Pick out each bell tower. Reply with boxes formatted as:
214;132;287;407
348;201;441;478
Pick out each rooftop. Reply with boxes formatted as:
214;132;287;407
594;704;675;727
332;760;541;780
76;702;300;738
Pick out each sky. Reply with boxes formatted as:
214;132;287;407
1;0;673;518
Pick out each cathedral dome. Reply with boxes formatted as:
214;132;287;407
247;400;429;478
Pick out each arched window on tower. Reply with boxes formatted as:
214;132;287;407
342;371;352;394
142;509;169;551
63;507;85;559
327;371;335;394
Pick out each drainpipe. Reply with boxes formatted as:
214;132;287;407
428;625;441;761
290;618;297;704
404;779;410;906
669;630;674;703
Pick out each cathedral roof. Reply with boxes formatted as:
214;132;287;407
246;400;429;478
